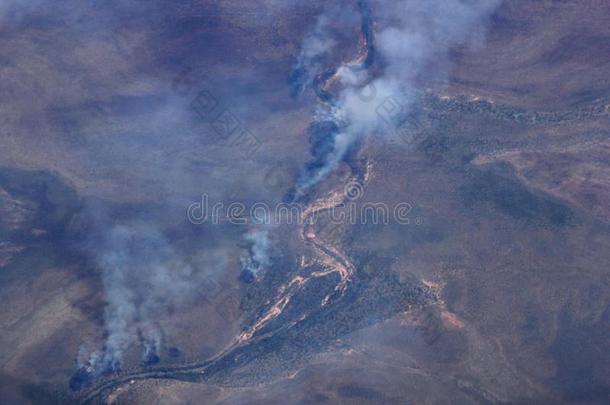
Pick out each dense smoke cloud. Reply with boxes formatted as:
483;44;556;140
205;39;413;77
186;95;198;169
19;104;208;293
292;0;501;196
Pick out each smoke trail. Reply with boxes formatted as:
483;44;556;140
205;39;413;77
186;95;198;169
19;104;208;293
289;11;337;98
240;208;274;281
289;4;362;98
71;222;225;389
98;224;196;368
240;227;272;281
291;0;501;197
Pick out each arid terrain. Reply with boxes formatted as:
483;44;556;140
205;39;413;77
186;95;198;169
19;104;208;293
0;1;609;404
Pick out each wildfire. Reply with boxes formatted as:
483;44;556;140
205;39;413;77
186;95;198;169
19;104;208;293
238;157;370;346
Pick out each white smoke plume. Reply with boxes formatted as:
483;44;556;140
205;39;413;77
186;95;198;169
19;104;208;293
293;0;502;195
290;13;337;97
84;223;224;373
240;206;274;279
290;3;363;98
240;227;272;277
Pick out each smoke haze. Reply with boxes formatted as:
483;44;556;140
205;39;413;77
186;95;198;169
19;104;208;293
292;0;501;195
